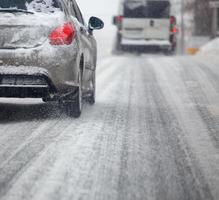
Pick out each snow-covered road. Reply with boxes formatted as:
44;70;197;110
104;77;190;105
0;52;219;200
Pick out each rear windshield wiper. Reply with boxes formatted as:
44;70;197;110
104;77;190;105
0;9;34;14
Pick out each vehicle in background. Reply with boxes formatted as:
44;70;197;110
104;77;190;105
112;0;178;53
0;0;104;118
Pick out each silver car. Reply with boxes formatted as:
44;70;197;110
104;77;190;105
0;0;104;117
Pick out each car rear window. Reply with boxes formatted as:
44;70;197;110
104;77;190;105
0;0;62;13
124;0;170;19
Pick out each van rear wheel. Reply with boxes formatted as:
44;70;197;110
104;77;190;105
164;46;176;55
115;33;122;51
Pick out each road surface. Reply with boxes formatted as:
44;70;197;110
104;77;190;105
0;51;218;200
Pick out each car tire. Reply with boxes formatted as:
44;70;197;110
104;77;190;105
169;48;176;55
115;33;122;51
42;97;47;102
61;70;82;118
164;46;176;55
87;71;96;105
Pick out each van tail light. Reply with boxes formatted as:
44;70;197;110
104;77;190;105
49;22;76;45
170;16;178;34
116;15;124;23
172;26;178;34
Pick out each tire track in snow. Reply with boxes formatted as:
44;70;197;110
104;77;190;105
0;56;127;200
149;57;219;199
0;54;218;200
2;56;131;200
178;58;219;150
147;62;213;200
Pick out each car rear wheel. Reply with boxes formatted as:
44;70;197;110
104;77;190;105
61;70;82;118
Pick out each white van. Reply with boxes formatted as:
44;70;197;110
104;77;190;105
113;0;177;53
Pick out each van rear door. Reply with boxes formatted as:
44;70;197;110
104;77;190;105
122;0;170;40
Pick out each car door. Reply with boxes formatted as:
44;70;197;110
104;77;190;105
72;0;96;90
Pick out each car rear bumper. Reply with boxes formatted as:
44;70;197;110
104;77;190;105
0;66;57;98
121;38;171;47
0;85;49;98
0;40;80;94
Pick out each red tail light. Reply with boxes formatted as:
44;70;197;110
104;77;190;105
172;27;178;34
49;23;76;45
116;15;124;23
